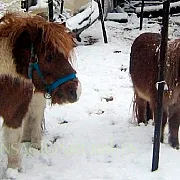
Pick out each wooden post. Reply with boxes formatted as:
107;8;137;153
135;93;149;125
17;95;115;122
152;0;170;172
48;0;54;22
140;0;144;30
97;0;108;43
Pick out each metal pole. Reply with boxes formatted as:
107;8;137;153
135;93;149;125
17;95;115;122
152;0;170;172
113;0;117;7
48;0;54;22
140;0;144;30
97;0;108;43
60;0;64;14
26;0;28;11
21;0;28;12
101;0;104;13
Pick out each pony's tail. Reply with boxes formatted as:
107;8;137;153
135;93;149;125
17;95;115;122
132;92;138;124
129;52;132;74
132;92;153;124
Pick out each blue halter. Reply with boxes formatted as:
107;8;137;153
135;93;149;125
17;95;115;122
28;46;77;96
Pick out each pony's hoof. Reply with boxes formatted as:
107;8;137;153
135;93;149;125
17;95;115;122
4;168;19;179
172;144;179;150
160;135;164;143
30;140;41;150
144;122;148;126
169;137;179;150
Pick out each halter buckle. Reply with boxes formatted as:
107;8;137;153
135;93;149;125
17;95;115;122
44;93;52;99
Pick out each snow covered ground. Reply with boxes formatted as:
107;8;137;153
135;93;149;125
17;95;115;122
1;12;180;179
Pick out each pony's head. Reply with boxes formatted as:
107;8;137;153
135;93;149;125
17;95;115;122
0;12;81;104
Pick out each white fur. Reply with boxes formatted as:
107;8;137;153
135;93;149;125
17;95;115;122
22;93;46;150
0;39;18;75
3;125;22;169
0;39;23;78
0;38;31;85
76;81;82;100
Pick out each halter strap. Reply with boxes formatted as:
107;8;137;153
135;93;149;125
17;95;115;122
46;73;76;94
28;45;47;84
28;62;46;83
28;45;77;96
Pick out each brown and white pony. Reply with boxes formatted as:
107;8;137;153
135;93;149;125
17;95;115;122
0;12;81;170
130;32;180;150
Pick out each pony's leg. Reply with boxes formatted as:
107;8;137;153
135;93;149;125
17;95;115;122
160;111;168;143
30;93;45;150
168;111;180;149
151;97;168;143
135;95;147;124
3;124;22;169
22;111;31;142
3;102;32;169
146;102;153;121
22;93;46;150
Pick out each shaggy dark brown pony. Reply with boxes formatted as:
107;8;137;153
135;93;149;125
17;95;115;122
130;32;180;150
0;12;81;171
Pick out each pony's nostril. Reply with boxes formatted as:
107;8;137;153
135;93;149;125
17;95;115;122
69;88;77;100
57;91;63;98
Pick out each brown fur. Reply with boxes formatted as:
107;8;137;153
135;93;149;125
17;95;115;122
0;12;75;59
130;32;180;149
0;75;33;128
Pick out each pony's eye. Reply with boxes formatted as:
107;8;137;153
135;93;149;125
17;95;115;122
46;54;53;62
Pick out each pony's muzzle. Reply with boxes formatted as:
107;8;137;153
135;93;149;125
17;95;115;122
68;80;81;102
68;88;77;100
53;79;81;104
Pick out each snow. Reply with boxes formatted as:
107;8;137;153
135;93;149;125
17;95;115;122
1;7;180;180
28;0;99;32
66;0;99;31
28;0;48;14
136;1;180;13
0;0;22;17
106;12;128;22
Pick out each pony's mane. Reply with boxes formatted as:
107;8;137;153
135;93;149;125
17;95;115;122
0;12;75;59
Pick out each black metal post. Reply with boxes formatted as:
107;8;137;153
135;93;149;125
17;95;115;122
152;0;170;172
97;0;108;43
113;0;117;7
101;0;104;13
60;0;64;14
48;0;54;22
21;0;28;12
140;0;144;30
